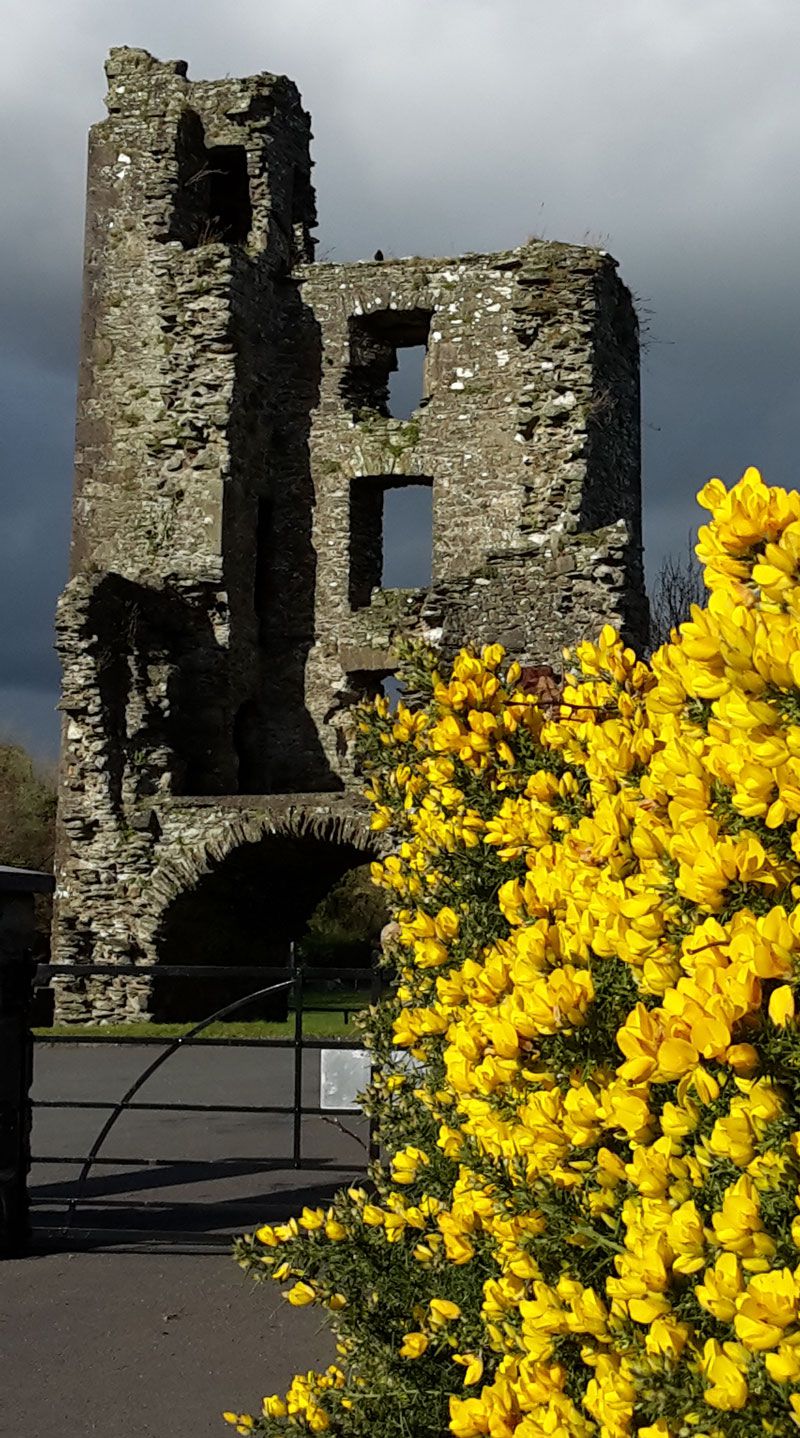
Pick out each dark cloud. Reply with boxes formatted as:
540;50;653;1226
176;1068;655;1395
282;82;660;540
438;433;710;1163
0;354;72;728
3;0;799;755
0;683;60;764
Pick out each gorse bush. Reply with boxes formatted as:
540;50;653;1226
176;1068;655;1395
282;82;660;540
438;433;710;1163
230;469;800;1438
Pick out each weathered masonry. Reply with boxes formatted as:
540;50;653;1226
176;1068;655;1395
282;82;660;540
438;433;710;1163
53;48;646;1021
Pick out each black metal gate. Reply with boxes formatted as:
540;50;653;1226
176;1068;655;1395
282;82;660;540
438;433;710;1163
29;950;378;1248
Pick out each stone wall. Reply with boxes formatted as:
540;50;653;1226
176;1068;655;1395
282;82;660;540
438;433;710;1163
53;793;376;1023
53;49;647;1021
300;245;645;769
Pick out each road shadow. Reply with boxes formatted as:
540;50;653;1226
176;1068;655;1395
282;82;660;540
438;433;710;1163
29;1159;364;1255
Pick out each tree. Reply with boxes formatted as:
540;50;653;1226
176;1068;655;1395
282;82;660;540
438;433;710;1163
648;532;705;650
0;742;56;872
302;865;390;969
0;742;57;957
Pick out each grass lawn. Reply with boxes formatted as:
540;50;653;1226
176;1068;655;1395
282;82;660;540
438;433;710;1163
34;988;372;1042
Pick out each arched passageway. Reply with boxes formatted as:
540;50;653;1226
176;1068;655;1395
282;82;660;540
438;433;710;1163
151;830;376;1021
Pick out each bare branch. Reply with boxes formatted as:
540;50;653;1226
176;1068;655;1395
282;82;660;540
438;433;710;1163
648;531;705;651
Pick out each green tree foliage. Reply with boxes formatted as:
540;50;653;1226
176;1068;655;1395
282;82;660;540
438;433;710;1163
0;741;56;955
301;865;390;969
0;742;56;871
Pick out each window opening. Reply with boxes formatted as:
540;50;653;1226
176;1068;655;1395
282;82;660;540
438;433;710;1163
206;146;252;243
349;477;433;609
342;309;431;420
382;675;403;712
168;111;252;248
346;669;394;705
383;485;433;588
290;164;316;264
388;345;427;419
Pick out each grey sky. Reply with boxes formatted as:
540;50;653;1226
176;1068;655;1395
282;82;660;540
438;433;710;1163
2;0;799;756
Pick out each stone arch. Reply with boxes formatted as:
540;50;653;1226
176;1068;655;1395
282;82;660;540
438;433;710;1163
144;802;381;1021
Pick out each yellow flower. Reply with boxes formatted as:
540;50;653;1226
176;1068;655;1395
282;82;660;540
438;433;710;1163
710;1176;775;1263
645;1318;688;1362
261;1396;287;1418
449;1395;490;1438
285;1282;316;1307
429;1298;461;1327
726;1042;760;1075
701;1338;749;1410
361;1204;386;1227
769;984;795;1027
666;1201;705;1276
453;1352;484;1386
733;1268;799;1350
399;1332;429;1359
222;1414;254;1435
391;1146;430;1184
696;1253;744;1323
298;1206;325;1231
765;1343;800;1383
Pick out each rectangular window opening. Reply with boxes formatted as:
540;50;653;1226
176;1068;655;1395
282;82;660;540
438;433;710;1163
349;477;433;609
290;165;316;264
346;669;396;706
168;112;252;248
206;145;252;244
383;484;433;588
342;309;432;420
388;345;427;420
382;674;404;712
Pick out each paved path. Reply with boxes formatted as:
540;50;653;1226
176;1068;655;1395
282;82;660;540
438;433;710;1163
0;1043;367;1438
0;1251;332;1438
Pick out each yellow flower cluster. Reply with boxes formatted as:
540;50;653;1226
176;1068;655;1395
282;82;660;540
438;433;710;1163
225;1367;347;1435
234;470;800;1438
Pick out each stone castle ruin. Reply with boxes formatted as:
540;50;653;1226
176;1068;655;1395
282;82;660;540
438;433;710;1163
52;48;646;1022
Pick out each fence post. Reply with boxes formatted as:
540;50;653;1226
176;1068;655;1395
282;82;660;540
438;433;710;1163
0;867;54;1257
291;943;303;1169
368;965;382;1163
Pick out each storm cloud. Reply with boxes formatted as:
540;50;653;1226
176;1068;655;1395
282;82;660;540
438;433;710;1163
2;0;799;754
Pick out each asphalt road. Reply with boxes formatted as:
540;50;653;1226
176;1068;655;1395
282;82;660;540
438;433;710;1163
1;1250;333;1438
0;1043;369;1438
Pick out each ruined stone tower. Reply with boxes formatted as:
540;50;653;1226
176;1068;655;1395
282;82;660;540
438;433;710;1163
53;48;646;1021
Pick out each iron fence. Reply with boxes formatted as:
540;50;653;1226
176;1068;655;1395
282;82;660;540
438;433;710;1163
28;949;380;1243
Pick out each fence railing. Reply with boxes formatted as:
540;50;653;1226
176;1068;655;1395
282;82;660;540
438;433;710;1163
25;951;381;1245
